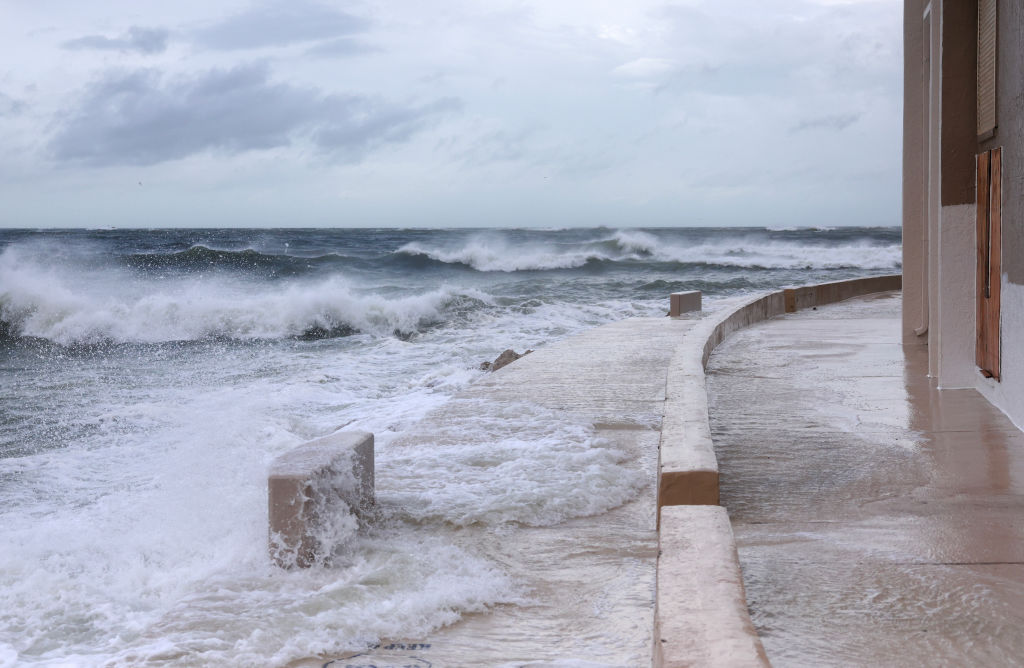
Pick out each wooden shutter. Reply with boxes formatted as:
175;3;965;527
978;0;998;138
976;147;1001;379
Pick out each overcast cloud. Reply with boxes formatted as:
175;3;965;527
0;0;901;228
0;92;26;117
51;63;458;166
195;0;369;50
62;26;170;54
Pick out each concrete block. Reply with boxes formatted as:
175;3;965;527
782;276;902;314
658;466;719;509
814;275;902;307
659;340;719;512
655;506;769;668
784;286;816;313
268;431;374;568
658;409;719;511
670;291;702;316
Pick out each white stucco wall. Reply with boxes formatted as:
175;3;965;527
977;280;1024;428
902;1;929;345
926;1;942;377
935;204;977;388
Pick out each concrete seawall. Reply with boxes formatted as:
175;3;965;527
657;274;903;512
654;274;901;668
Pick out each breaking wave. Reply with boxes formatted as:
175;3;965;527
0;247;491;345
395;238;605;272
394;229;901;272
121;245;374;279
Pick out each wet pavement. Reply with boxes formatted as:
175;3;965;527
707;293;1024;667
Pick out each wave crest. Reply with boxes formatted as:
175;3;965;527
123;245;356;277
396;238;607;272
609;229;659;255
394;231;901;272
0;248;490;345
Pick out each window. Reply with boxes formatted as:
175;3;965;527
977;0;997;139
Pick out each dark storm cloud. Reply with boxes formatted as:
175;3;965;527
62;26;169;54
790;113;862;133
50;63;460;166
196;0;368;50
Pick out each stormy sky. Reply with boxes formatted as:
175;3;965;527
0;0;901;228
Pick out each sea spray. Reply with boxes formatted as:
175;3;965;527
0;245;495;343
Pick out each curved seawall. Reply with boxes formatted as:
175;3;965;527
654;274;901;668
658;274;903;512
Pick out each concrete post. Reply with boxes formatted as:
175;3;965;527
268;431;374;568
670;291;702;317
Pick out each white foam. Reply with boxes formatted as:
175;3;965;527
0;245;491;344
395;230;900;272
397;236;609;271
379;399;645;527
106;535;521;666
648;239;901;269
0;340;527;665
765;225;837;232
610;229;660;255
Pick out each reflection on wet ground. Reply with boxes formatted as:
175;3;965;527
707;293;1024;667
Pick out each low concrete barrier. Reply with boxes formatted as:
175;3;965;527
658;351;719;509
784;275;902;313
656;274;901;512
268;431;374;568
670;291;703;317
654;506;769;668
657;292;785;510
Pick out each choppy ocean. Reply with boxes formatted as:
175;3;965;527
0;226;900;666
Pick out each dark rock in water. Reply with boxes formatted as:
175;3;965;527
487;348;533;372
491;349;520;371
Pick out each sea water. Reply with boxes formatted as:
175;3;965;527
0;226;900;666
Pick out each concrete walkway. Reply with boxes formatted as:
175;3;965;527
707;293;1024;667
295;317;695;667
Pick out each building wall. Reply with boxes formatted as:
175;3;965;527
902;0;928;346
980;284;1024;427
903;0;1024;424
934;1;978;388
976;1;1024;425
926;1;941;378
936;203;977;387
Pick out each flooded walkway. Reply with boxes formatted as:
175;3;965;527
707;293;1024;667
294;316;694;667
